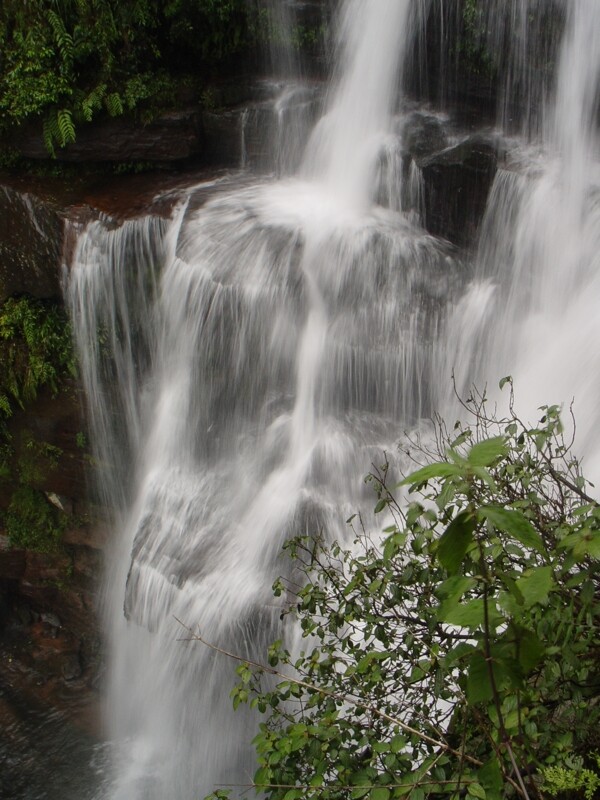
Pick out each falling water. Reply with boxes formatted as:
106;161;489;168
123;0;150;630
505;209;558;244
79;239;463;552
479;0;566;136
67;3;451;798
62;1;600;798
441;0;600;478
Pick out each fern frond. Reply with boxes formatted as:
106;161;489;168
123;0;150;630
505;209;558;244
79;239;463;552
57;108;76;146
47;10;74;65
43;116;57;157
105;92;124;117
81;83;106;122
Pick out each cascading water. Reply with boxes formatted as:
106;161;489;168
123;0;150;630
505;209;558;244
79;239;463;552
440;0;600;478
61;1;600;798
479;0;565;136
67;3;451;798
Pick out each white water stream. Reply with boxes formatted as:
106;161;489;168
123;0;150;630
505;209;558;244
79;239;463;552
63;1;600;798
442;0;600;475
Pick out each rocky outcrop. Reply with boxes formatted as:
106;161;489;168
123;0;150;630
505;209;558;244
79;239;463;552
14;109;204;164
0;184;65;301
419;135;499;248
0;169;220;301
401;112;449;160
0;377;105;693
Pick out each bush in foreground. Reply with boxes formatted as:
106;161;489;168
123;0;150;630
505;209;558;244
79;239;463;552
201;382;600;800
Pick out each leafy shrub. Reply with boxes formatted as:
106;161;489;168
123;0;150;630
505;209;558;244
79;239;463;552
210;382;600;800
0;0;265;154
0;295;75;415
543;755;600;800
0;296;75;552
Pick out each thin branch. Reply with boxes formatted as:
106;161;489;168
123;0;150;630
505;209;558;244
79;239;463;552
217;779;477;790
174;617;482;767
479;543;531;800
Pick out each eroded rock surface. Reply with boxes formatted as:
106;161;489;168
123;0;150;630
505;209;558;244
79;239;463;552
420;135;499;248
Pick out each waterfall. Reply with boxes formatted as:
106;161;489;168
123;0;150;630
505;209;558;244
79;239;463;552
63;1;600;798
479;0;566;136
301;0;414;208
441;0;600;478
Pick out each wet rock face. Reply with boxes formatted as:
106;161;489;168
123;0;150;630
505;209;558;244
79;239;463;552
401;112;449;161
6;382;90;502
419;135;499;248
406;0;498;126
14;109;204;164
0;185;64;301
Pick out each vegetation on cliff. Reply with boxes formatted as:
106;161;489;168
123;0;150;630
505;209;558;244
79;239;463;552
0;0;265;156
0;295;76;551
206;384;600;800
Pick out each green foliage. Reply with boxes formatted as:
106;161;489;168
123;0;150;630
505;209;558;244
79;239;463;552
16;432;62;487
112;160;156;175
0;295;75;414
0;296;75;552
543;754;600;800
0;0;266;154
163;0;254;64
5;485;67;552
456;0;496;80
216;384;600;800
43;107;76;155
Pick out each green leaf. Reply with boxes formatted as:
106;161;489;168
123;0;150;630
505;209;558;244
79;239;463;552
467;782;487;799
253;766;270;787
437;512;475;573
445;642;476;665
371;789;391;800
515;567;553;607
440;598;485;629
471;466;498;490
478;506;545;554
467;437;507;467
390;734;406;753
374;498;387;514
466;649;520;704
517;630;545;673
497;572;525;606
560;530;600;559
57;108;76;146
478;758;503;798
466;652;494;703
437;575;477;601
350;774;371;799
398;462;462;488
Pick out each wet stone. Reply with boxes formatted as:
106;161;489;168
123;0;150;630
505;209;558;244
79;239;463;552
61;653;82;682
401;112;448;160
420;135;499;248
41;612;61;629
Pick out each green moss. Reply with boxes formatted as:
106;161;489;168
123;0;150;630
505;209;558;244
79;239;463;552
290;23;327;52
16;432;62;486
0;296;76;553
0;295;75;418
5;486;67;553
112;160;158;176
